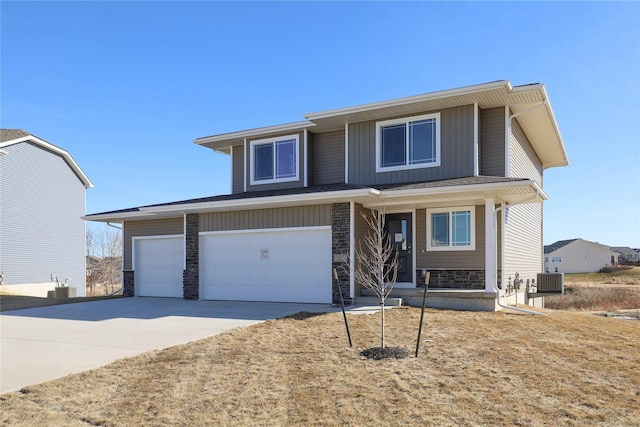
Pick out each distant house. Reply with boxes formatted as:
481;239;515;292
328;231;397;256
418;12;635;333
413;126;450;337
87;81;569;310
0;129;93;297
611;247;640;263
544;239;618;274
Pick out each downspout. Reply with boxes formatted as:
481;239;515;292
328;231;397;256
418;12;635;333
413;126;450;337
494;99;548;315
493;191;546;316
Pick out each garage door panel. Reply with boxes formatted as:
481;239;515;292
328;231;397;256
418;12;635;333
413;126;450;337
135;237;183;298
200;228;331;303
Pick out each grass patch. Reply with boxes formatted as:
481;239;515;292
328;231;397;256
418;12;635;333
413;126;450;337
546;267;640;311
563;267;640;286
1;307;639;426
545;286;640;311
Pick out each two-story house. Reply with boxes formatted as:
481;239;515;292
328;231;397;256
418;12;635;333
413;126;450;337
1;129;93;297
86;80;569;310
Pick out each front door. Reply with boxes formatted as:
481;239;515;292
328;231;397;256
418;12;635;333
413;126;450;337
385;213;413;283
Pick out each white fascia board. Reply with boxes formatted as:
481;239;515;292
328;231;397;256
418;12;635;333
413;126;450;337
82;211;154;222
194;121;316;146
304;81;511;120
379;180;548;201
139;188;381;214
512;84;569;168
0;135;94;188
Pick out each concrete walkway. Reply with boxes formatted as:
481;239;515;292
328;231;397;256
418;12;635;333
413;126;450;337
1;297;351;394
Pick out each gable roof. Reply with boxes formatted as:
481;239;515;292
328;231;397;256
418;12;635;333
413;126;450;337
545;238;617;255
0;129;93;188
195;80;568;169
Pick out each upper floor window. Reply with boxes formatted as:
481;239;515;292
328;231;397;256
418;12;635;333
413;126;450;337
376;113;440;172
250;135;299;185
427;207;475;251
552;256;562;263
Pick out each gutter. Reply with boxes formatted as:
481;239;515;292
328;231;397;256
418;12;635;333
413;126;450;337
139;188;380;214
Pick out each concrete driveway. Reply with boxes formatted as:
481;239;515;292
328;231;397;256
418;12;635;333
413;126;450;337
0;297;332;393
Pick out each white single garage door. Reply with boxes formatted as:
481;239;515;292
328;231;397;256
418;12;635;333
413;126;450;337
200;227;332;303
134;236;184;297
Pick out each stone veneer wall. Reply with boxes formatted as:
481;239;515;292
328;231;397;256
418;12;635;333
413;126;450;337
183;213;199;299
331;203;352;304
417;269;502;290
123;271;134;297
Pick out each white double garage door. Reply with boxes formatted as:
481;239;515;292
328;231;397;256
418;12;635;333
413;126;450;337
134;227;332;303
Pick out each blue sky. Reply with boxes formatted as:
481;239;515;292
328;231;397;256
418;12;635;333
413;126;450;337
2;1;639;247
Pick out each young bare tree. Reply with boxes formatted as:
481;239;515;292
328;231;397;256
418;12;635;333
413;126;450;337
352;209;399;349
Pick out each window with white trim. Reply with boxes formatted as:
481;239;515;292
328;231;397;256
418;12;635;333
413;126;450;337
552;256;561;263
376;113;440;172
426;207;475;251
250;134;299;185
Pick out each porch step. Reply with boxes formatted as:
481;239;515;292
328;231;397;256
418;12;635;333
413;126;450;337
355;296;403;307
361;288;424;298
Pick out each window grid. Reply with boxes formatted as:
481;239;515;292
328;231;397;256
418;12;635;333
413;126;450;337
427;207;475;251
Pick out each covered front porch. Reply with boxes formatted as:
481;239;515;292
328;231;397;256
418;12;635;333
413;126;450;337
342;177;547;311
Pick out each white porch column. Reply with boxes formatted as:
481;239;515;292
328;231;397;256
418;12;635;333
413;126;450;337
485;198;497;293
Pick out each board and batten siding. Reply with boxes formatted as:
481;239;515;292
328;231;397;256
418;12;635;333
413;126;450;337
0;142;87;293
245;131;306;192
231;145;244;194
504;202;543;283
310;130;345;185
123;218;184;270
509;118;543;185
480;107;506;176
199;205;331;232
347;105;476;186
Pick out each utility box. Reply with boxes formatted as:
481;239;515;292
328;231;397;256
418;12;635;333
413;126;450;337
54;286;69;298
536;273;564;294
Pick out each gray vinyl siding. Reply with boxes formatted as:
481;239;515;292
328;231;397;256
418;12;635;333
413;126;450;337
347;105;475;185
232;145;244;194
310;130;345;185
509;118;543;185
199;205;331;232
480;107;506;176
504;202;543;284
245;131;306;192
0;142;86;290
416;206;491;269
123;217;184;270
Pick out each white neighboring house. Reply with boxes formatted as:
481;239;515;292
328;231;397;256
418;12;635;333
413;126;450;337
0;129;93;297
544;239;618;274
611;247;640;263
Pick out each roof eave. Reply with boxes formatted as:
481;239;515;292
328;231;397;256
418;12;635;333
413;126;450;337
304;80;512;120
0;135;94;188
193;120;316;151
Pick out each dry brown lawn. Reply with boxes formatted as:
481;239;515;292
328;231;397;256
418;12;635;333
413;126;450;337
546;267;640;312
1;306;639;426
